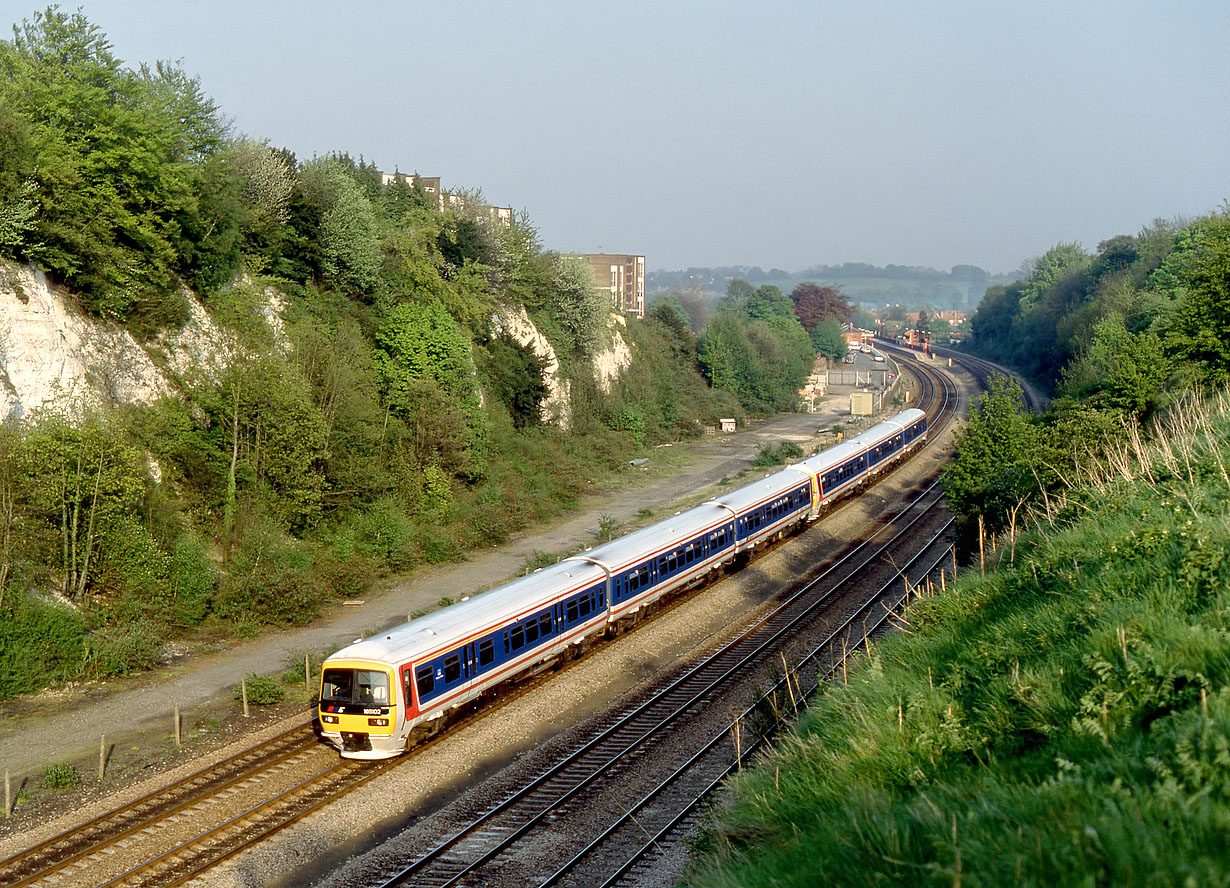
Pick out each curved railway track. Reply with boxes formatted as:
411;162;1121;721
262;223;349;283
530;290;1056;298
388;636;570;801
331;357;964;887
0;355;965;888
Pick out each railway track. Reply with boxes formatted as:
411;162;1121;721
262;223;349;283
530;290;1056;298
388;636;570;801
337;358;963;887
0;356;965;888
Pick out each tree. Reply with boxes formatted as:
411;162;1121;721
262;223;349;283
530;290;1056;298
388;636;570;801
811;317;847;362
941;375;1045;534
305;159;383;297
374;301;486;478
479;334;549;429
1060;312;1170;418
1157;211;1230;384
549;254;607;357
790;283;853;332
22;408;146;598
0;9;230;321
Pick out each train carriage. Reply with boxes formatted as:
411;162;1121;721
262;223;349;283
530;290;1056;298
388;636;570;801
320;408;929;759
708;467;814;551
319;559;607;758
571;502;735;626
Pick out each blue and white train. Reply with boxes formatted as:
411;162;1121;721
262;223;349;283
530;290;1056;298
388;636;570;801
319;408;927;757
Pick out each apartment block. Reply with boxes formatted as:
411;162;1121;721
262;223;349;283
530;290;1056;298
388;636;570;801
586;254;645;318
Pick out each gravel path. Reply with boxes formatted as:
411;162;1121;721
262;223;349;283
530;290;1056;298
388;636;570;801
0;391;878;787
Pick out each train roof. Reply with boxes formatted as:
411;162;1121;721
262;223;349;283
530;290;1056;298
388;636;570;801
794;408;925;475
574;501;733;573
708;466;810;512
324;559;607;668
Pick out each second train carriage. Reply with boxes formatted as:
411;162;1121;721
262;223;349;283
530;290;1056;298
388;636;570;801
320;408;927;758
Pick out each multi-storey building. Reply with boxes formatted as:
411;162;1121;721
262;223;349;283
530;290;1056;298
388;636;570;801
586;254;645;318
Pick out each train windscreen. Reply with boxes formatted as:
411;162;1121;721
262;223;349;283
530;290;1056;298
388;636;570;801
321;667;390;706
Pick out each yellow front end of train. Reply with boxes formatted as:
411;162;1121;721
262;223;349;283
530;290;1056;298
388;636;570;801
318;659;401;759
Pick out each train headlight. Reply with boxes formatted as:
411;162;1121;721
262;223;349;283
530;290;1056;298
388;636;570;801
321;714;339;724
368;717;389;727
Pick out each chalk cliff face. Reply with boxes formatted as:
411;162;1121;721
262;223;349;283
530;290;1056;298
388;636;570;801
0;261;298;422
593;314;632;395
0;258;627;429
490;304;571;427
489;306;633;429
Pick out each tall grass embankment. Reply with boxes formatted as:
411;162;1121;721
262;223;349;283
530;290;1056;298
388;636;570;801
687;391;1230;886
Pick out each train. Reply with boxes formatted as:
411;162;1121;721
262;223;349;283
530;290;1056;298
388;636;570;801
318;408;927;758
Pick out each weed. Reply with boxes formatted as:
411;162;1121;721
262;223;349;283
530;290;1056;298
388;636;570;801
42;762;78;791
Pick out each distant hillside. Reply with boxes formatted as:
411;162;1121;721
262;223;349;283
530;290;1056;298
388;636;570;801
648;264;1018;312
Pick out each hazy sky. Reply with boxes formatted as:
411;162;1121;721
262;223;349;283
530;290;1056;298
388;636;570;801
13;0;1229;274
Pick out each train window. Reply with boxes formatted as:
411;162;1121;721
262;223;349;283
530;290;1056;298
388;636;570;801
540;613;553;635
503;631;510;654
444;654;461;684
579;593;592;617
511;624;525;650
321;669;352;703
479;639;494;666
567;599;579;623
415;665;434;699
657;555;668;575
525;618;539;644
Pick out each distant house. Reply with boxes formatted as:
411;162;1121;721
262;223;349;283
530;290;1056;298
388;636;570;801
379;171;514;228
379;171;444;210
586;254;646;318
719;417;737;433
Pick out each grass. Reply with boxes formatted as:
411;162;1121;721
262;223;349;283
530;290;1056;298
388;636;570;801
686;390;1230;887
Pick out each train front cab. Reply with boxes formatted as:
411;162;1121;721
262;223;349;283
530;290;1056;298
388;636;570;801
319;660;402;759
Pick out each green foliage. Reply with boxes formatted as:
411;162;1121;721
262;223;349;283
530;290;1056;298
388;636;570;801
751;441;804;467
1058;312;1170;417
374;300;486;479
699;282;815;414
548;254;608;357
86;619;165;678
810;316;847;362
941;374;1046;531
235;672;285;704
0;595;86;699
214;510;321;627
689;392;1230;888
22;408;148;599
41;762;79;790
0;8;231;323
1157;211;1230;385
478;333;549;429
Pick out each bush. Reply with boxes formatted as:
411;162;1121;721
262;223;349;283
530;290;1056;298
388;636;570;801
215;511;321;627
751;440;805;467
167;533;215;627
0;597;87;699
235;673;285;705
86;620;166;678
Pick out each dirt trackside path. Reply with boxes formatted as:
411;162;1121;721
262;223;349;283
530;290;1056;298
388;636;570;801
0;399;869;786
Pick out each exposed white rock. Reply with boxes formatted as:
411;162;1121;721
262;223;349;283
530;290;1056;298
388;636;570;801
593;314;632;394
0;260;284;421
0;263;174;419
490;304;571;428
